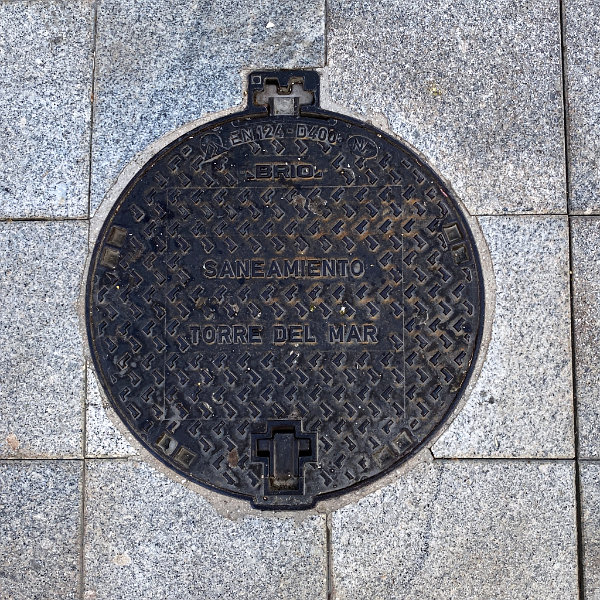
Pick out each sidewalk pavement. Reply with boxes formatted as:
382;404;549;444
1;1;599;598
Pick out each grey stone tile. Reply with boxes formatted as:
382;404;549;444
332;460;577;600
572;218;600;458
0;460;82;600
326;0;565;215
0;0;93;218
91;0;325;214
84;459;327;600
581;462;600;599
0;222;87;457
433;217;573;457
86;366;137;458
564;0;600;213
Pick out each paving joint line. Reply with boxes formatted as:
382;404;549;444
558;0;586;596
78;456;87;600
323;0;329;67
5;213;600;224
0;456;126;462
0;217;90;223
325;512;334;600
475;212;569;217
79;3;98;596
79;359;90;599
568;217;586;600
87;0;99;221
434;457;577;463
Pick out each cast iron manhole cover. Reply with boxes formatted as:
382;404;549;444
86;71;483;509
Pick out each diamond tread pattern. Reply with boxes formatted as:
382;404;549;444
87;113;482;508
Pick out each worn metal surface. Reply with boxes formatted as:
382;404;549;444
86;71;483;509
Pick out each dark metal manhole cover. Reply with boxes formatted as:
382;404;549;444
86;71;484;509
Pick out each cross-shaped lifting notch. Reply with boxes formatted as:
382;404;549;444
251;420;317;507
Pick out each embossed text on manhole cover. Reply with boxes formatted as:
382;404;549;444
86;71;484;509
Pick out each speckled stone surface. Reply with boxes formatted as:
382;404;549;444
0;3;595;598
0;222;87;457
571;218;600;458
433;217;573;458
90;0;325;214
331;460;577;600
564;0;600;213
86;366;136;458
0;0;93;218
84;459;327;600
0;461;82;600
581;462;600;599
326;0;565;215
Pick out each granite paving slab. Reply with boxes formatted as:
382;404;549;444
0;222;87;458
0;461;82;600
581;462;600;599
326;0;565;215
84;459;327;600
564;0;600;213
85;366;136;458
90;0;325;214
433;216;574;458
571;217;600;458
0;0;93;218
331;460;577;600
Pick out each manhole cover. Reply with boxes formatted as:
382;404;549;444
86;71;483;509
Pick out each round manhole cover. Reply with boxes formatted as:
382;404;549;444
86;71;484;509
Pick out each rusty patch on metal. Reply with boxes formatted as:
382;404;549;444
86;71;483;509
